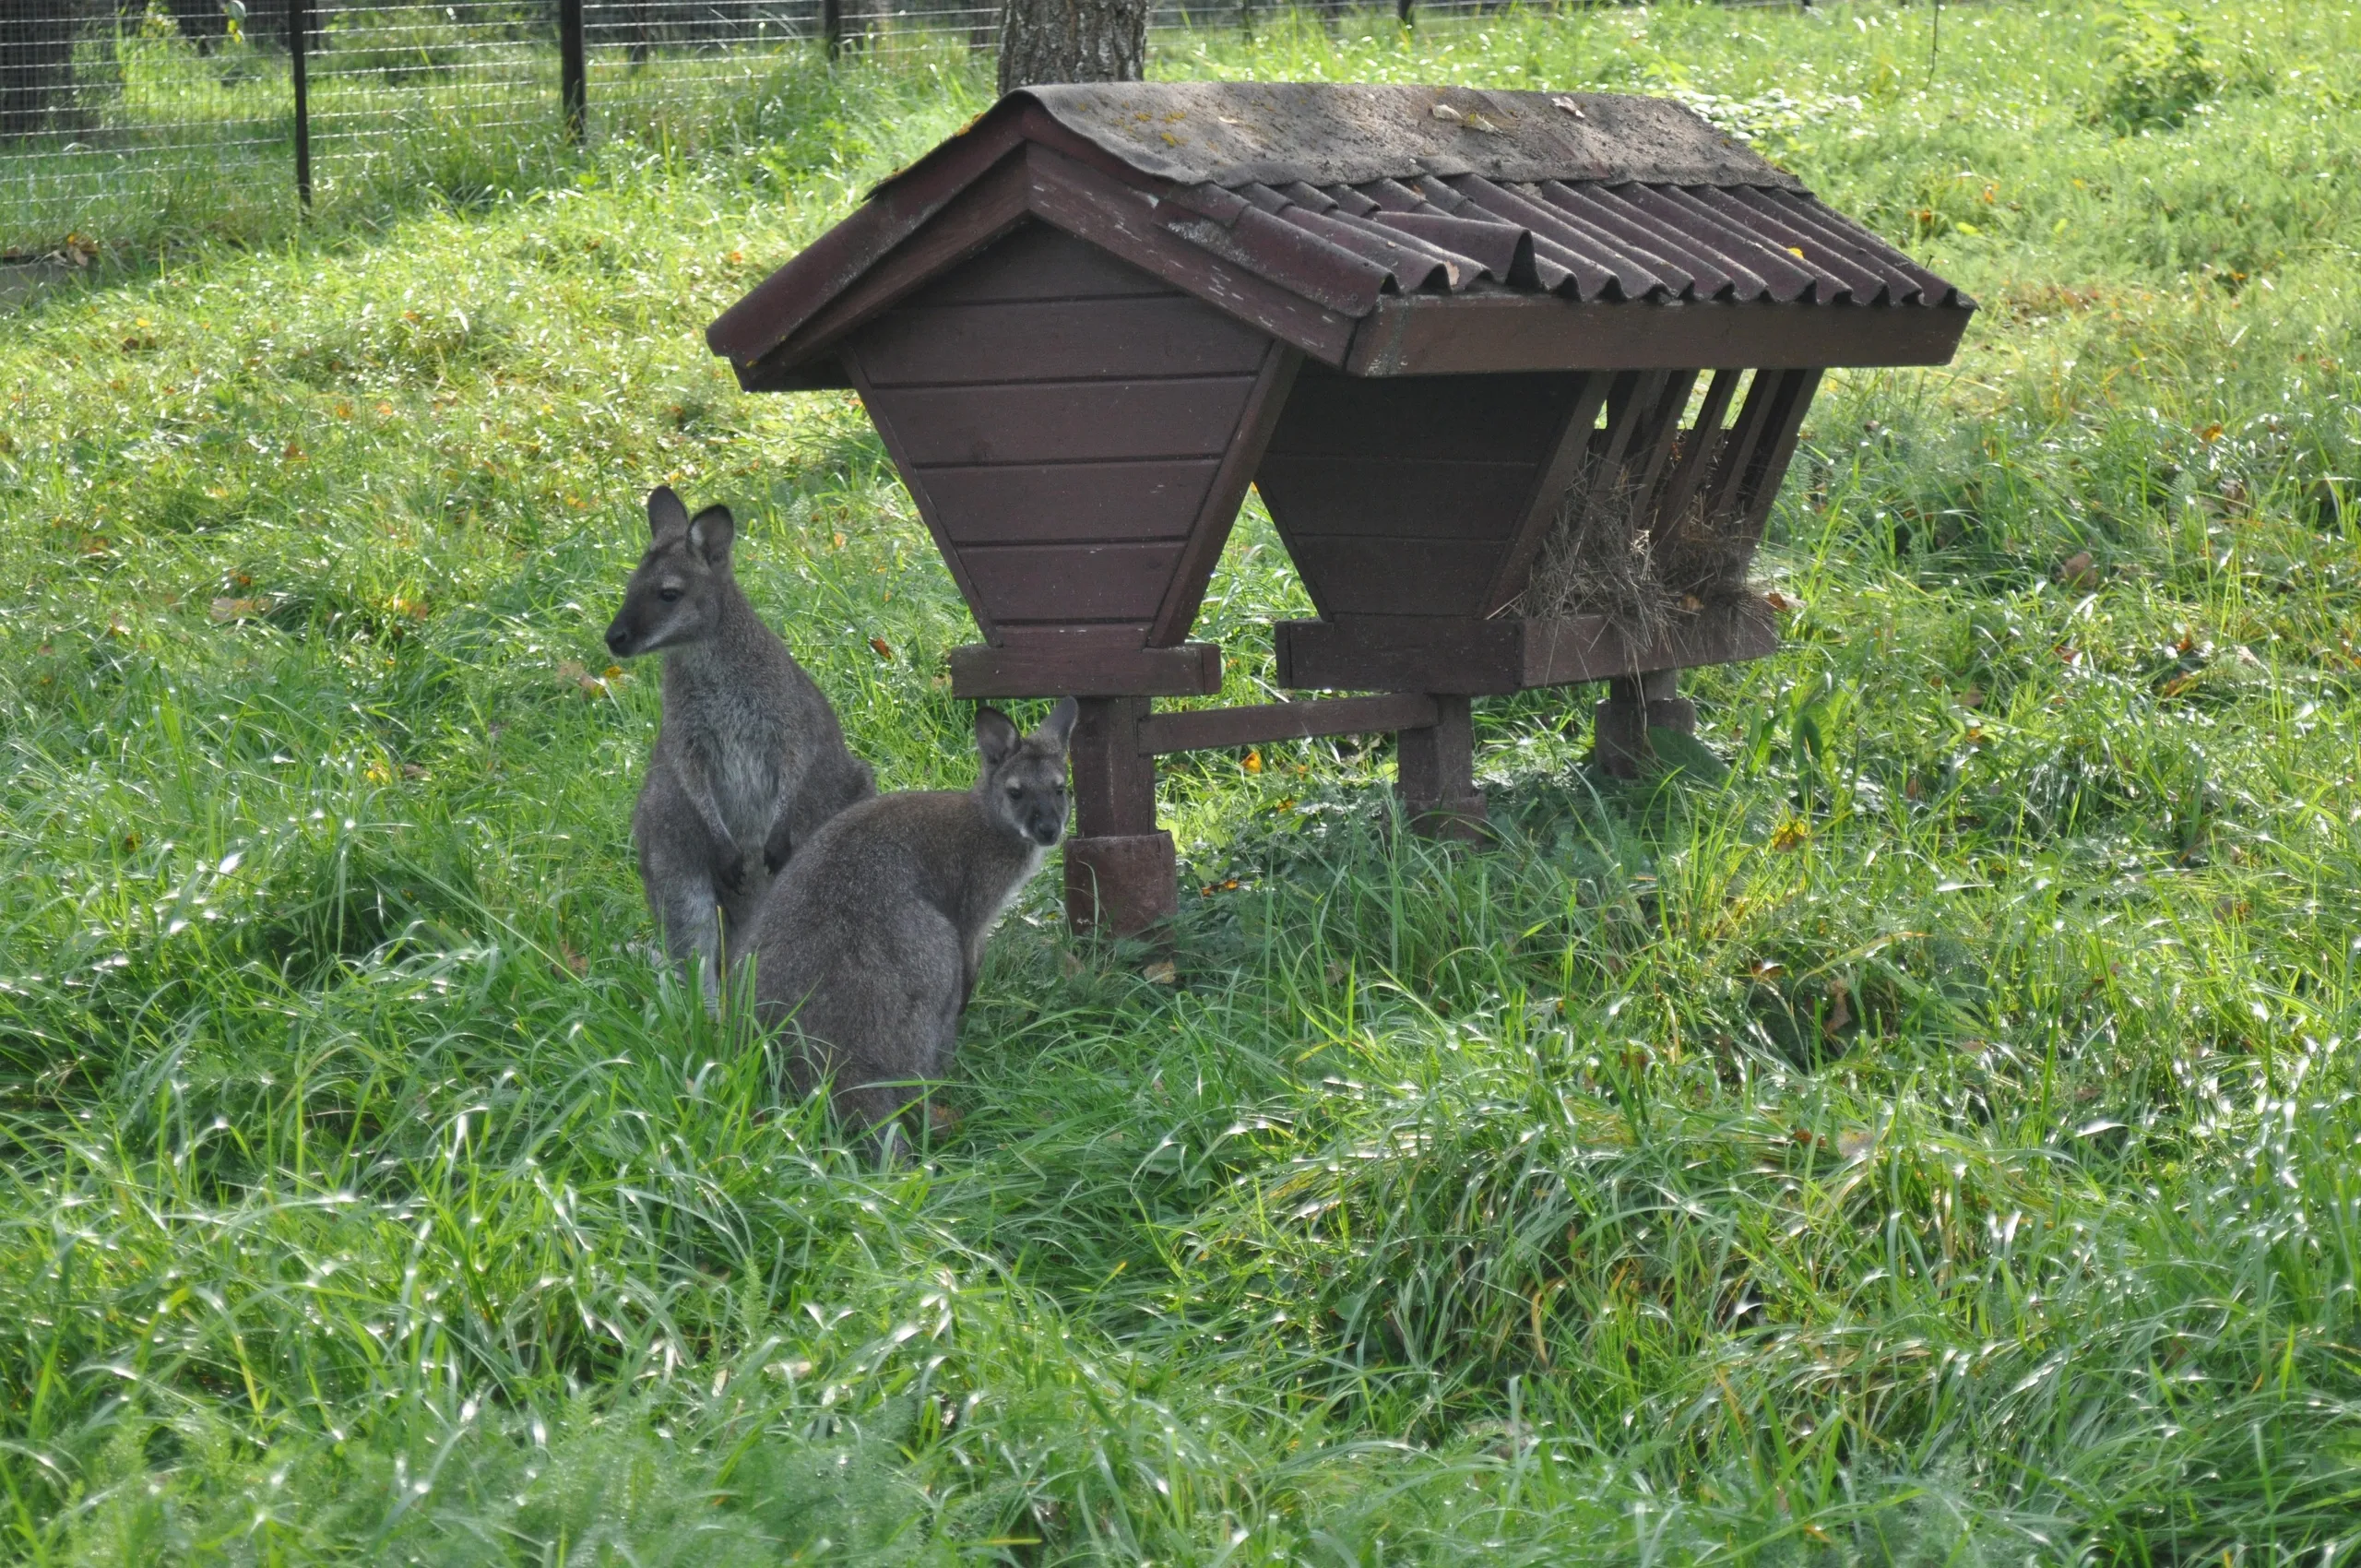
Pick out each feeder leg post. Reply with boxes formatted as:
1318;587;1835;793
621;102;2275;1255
1062;697;1178;940
1396;695;1487;840
1593;670;1692;778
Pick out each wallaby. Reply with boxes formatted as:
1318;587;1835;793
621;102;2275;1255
748;700;1077;1144
604;485;874;1008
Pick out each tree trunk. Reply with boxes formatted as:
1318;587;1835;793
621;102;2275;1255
995;0;1145;96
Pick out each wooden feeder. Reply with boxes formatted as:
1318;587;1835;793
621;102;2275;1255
707;82;1972;937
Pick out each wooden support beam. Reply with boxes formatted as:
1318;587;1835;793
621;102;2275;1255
1063;696;1176;938
949;639;1223;699
1275;607;1776;695
1395;694;1486;839
1135;693;1438;755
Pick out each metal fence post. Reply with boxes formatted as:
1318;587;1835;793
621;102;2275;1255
821;0;842;60
288;0;312;207
1396;0;1412;24
560;0;586;142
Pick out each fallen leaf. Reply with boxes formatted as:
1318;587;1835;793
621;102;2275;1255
2198;422;2224;444
1823;979;1854;1037
1142;959;1178;985
1769;819;1809;851
209;596;271;621
1241;749;1262;774
927;1102;962;1133
869;636;894;660
830;531;847;550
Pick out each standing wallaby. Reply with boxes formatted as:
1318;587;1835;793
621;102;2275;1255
748;700;1077;1143
605;485;874;1008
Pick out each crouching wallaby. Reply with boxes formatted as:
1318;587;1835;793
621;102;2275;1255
749;700;1077;1145
605;485;874;1008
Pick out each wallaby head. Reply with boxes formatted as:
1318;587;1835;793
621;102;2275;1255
604;486;740;659
974;698;1078;849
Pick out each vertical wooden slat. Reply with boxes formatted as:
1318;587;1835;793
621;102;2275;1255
1729;367;1823;542
1694;367;1783;529
1646;366;1741;538
1145;341;1302;647
1479;370;1608;614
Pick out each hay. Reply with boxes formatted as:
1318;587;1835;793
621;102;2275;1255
1508;438;1764;639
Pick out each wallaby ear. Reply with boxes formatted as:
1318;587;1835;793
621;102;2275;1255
686;505;735;565
1033;695;1079;753
647;485;690;538
975;707;1021;768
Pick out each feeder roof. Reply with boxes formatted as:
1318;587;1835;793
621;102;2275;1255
710;81;1972;386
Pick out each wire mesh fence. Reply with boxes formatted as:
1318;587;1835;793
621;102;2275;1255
1;0;1828;256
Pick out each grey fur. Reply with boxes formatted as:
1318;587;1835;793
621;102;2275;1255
605;485;874;1007
749;699;1078;1142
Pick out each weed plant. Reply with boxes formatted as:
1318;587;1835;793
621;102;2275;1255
6;1;2361;1560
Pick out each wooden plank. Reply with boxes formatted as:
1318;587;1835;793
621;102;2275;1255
1645;367;1741;539
1274;605;1779;693
1730;367;1823;541
706;116;1028;366
1280;536;1508;619
1275;617;1526;695
860;295;1269;386
1136;693;1440;755
915;220;1176;306
922;459;1218;546
875;375;1259;467
1148;341;1301;647
1520;607;1779;687
1262;363;1589;462
1693;365;1783;529
1343;293;1973;376
958;540;1184;623
738;157;1034;392
843;353;998;637
1072;696;1158;836
1481;371;1611;614
1253;456;1539;543
949;639;1223;698
1020;144;1360;369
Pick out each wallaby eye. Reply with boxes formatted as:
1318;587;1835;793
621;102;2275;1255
658;587;683;603
1005;784;1023;799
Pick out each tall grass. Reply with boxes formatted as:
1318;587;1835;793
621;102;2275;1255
6;1;2361;1559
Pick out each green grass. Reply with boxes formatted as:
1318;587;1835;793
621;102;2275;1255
6;0;2361;1559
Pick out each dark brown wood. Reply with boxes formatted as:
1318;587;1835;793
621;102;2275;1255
1730;367;1822;540
1395;694;1487;839
1645;366;1741;538
1275;606;1778;694
1692;367;1784;532
1064;832;1178;938
1063;695;1173;938
1275;538;1504;619
1023;146;1360;367
1481;371;1610;614
1148;341;1301;646
1256;366;1594;622
1136;693;1440;755
1593;668;1689;779
949;639;1223;698
845;353;995;638
1344;294;1973;377
884;376;1262;468
1254;458;1540;540
1277;616;1524;694
859;295;1268;387
913;218;1174;305
923;460;1217;546
956;541;1184;625
1072;696;1158;836
1522;610;1778;688
737;153;1034;392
